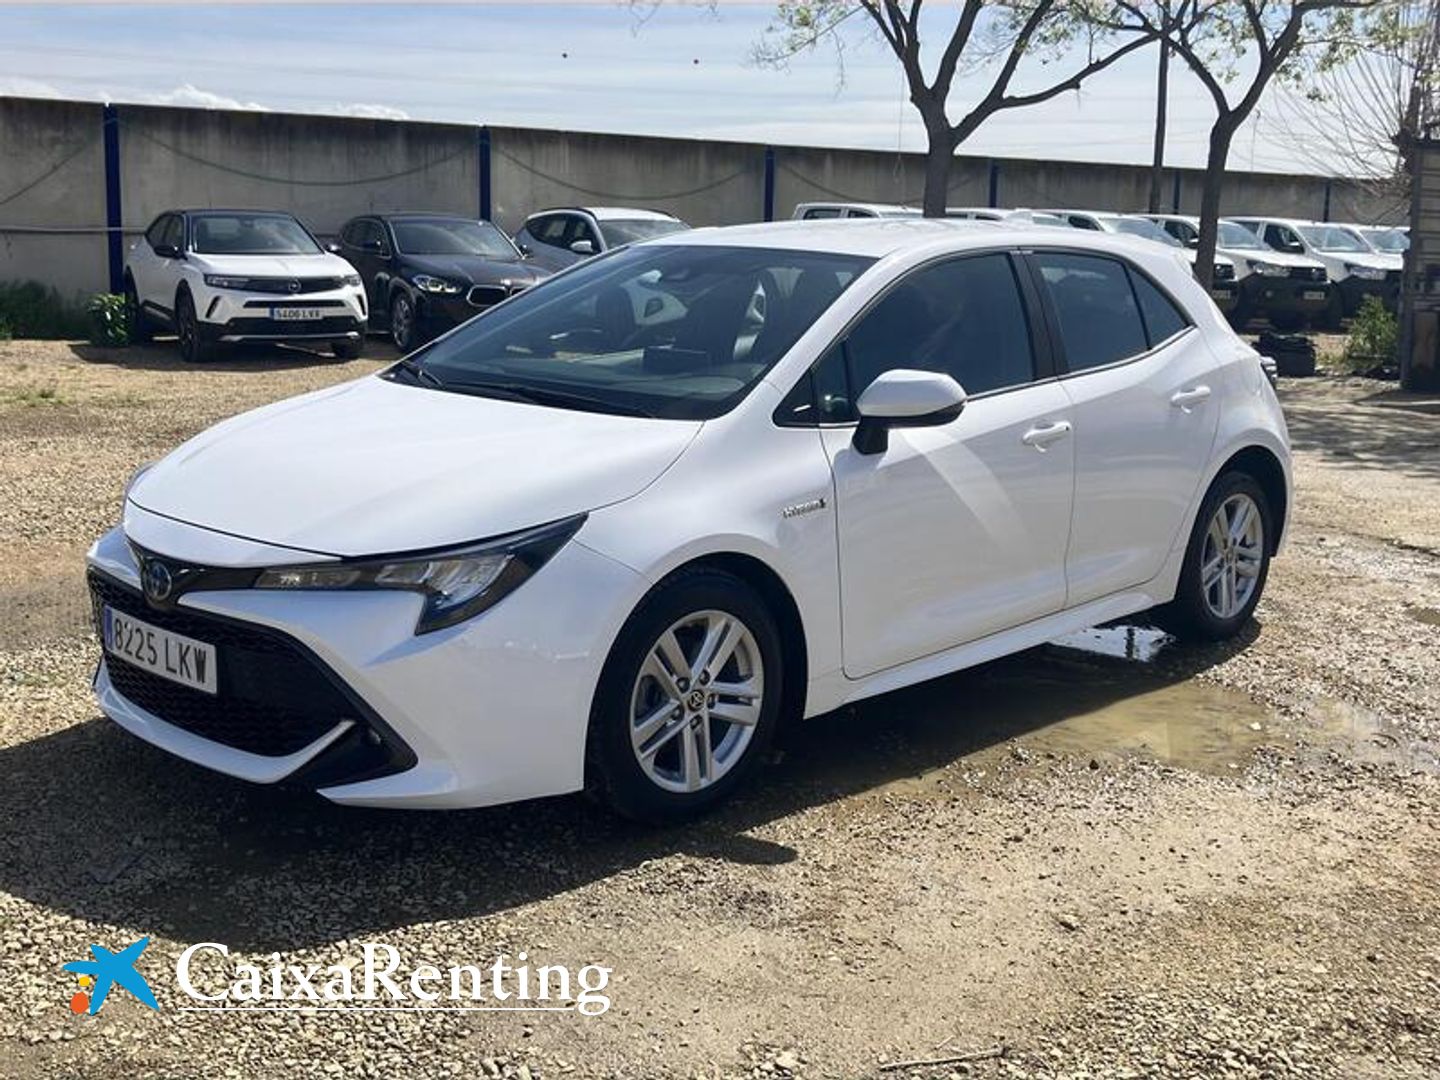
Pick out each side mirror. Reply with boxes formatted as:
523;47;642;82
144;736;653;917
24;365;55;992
153;243;183;259
569;239;596;256
853;369;967;455
325;241;342;254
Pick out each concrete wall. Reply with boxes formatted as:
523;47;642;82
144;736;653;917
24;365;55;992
0;98;109;300
0;94;1407;302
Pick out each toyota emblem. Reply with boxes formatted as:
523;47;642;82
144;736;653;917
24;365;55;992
142;559;174;603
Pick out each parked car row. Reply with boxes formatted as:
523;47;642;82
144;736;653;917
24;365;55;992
123;205;690;362
792;200;1407;331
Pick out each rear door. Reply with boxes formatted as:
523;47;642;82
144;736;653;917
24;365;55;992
1029;250;1220;606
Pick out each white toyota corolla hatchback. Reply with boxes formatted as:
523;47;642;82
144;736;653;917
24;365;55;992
88;220;1291;820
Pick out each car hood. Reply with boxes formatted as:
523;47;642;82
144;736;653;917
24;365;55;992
127;376;700;557
400;253;547;287
190;252;356;277
1219;247;1320;269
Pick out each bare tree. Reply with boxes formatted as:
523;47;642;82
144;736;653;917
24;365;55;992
1117;0;1386;287
752;1;1162;215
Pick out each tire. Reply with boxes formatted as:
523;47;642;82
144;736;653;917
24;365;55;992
1153;471;1273;642
332;339;363;360
587;568;785;823
124;276;152;344
390;291;417;353
175;290;214;363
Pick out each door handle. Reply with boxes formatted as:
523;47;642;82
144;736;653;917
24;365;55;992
1021;420;1073;449
1170;385;1212;409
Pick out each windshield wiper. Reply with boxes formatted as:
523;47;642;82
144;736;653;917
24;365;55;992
389;357;446;389
446;379;656;419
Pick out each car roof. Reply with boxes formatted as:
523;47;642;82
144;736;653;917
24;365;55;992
174;208;299;217
527;206;679;222
644;218;1181;260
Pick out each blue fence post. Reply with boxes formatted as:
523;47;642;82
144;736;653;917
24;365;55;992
478;125;492;221
1322;178;1332;222
1171;172;1181;213
763;146;776;222
987;160;1000;208
102;104;123;294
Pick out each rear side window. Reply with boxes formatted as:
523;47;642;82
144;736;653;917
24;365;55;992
1129;271;1189;345
1033;252;1147;373
802;207;841;220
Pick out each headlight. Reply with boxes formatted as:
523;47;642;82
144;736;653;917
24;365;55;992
203;274;250;289
1247;260;1288;277
1345;264;1386;281
411;274;462;295
342;273;362;287
254;515;585;634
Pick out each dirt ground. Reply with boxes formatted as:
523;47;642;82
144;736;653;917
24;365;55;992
0;338;1436;1080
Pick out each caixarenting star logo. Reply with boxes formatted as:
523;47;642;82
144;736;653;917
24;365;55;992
63;936;159;1015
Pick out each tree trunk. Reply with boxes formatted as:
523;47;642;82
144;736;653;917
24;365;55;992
1147;41;1170;214
1194;121;1237;291
921;125;953;217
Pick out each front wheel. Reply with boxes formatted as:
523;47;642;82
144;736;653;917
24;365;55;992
175;291;214;363
124;278;152;343
390;292;418;353
1153;472;1272;641
587;569;784;823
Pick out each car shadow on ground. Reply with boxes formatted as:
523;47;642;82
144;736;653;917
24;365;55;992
66;339;399;372
0;623;1257;953
1281;381;1440;483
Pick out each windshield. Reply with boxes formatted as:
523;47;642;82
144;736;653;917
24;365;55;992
597;218;690;247
191;214;320;255
393;218;519;259
397;244;873;421
1362;228;1409;253
1296;225;1369;253
1219;222;1264;249
1108;217;1182;247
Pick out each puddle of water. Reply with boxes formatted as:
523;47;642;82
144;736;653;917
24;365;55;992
1050;624;1173;663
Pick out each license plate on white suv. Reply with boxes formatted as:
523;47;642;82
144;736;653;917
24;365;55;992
103;607;218;695
271;307;325;321
1302;290;1326;301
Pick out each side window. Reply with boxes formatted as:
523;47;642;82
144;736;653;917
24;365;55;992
162;215;185;252
339;221;358;246
570;217;601;249
1068;215;1102;231
145;215;171;249
845;253;1035;401
803;207;841;220
1033;252;1148;373
1128;269;1190;346
845;209;878;219
776;344;856;426
530;216;569;248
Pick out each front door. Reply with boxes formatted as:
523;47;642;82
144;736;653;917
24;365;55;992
817;251;1076;679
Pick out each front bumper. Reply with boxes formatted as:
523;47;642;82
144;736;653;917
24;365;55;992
86;520;646;808
413;284;525;336
198;287;367;345
1239;275;1331;319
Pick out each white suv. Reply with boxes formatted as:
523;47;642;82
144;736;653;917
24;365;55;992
125;210;368;363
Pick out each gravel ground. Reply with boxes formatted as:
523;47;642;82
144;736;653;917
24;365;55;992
0;339;1436;1080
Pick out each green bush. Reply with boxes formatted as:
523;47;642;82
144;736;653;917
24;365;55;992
0;280;89;340
86;293;131;347
1342;296;1399;373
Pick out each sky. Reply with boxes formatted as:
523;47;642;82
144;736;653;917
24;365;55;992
0;2;1377;178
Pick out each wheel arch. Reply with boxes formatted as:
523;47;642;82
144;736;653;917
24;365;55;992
1218;444;1289;554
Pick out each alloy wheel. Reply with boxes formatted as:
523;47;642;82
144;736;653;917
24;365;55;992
1200;493;1265;620
629;609;764;794
391;294;414;352
177;296;197;361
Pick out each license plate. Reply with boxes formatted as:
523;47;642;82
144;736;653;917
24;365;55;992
1302;290;1326;301
271;307;325;321
103;607;217;695
1211;287;1235;300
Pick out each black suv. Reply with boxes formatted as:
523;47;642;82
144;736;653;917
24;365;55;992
335;214;549;351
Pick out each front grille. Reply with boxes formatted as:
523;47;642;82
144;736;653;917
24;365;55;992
1213;263;1235;282
1288;266;1326;282
240;277;346;295
467;282;531;308
89;571;357;757
241;299;348;309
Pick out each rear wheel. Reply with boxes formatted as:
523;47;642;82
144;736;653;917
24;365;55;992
588;569;783;823
123;277;152;343
175;291;214;363
1153;471;1272;641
